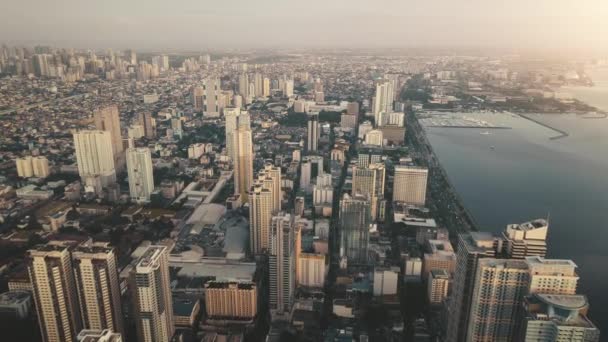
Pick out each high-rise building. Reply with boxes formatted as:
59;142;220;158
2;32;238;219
521;294;600;342
137;112;155;139
253;73;263;97
225;107;250;161
93;106;123;157
204;281;257;320
423;239;456;280
269;213;295;320
73;130;116;193
263;77;271;97
72;243;123;335
197;78;222;117
238;74;249;99
372;80;394;126
300;159;312;192
16;156;34;178
130;246;174;342
502;219;548;259
249;183;273;254
126;148;154;203
446;232;499;342
466;259;529;341
32;156;50;178
427;269;450;305
283;79;294;97
307;113;320;153
297;253;326;288
28;242;82;342
393;165;428;206
352;163;385;219
364;129;383;146
192;86;204;112
347;102;359;116
339;194;371;265
233;127;253;203
258;163;282;213
525;256;579;295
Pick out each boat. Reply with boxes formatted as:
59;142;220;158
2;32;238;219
490;146;495;150
480;131;491;135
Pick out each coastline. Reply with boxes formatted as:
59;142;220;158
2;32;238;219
407;111;479;234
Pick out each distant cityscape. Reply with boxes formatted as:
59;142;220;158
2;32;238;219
0;44;604;342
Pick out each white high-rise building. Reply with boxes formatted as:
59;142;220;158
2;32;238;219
263;77;271;97
465;259;529;341
233;127;254;203
393;165;428;206
73;130;116;193
373;80;394;126
270;213;295;320
284;79;294;97
201;78;222;117
93;106;123;157
28;242;82;342
126;148;154;203
16;156;34;178
238;74;249;98
224;107;250;161
72;243;123;335
249;183;273;254
307;113;320;152
130;246;174;342
32;156;50;178
300;159;312;193
76;329;123;342
258;163;282;213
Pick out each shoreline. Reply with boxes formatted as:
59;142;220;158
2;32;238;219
407;111;479;234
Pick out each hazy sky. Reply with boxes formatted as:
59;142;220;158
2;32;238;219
2;0;608;52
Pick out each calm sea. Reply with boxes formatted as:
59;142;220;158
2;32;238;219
426;110;608;335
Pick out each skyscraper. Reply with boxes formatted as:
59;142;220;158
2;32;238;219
199;78;222;117
130;246;174;342
466;259;529;341
73;130;116;193
192;86;204;112
137;112;156;139
446;232;499;342
502;219;548;259
258;163;282;213
249;183;273;254
339;194;371;264
263;77;271;97
72;243;123;335
253;73;263;97
269;213;295;320
233;127;254;203
225;107;250;162
32;156;50;178
307;112;319;153
393;165;428;206
238;73;249;99
352;163;385;219
28;242;82;342
126;148;154;203
372;80;394;126
16;156;34;178
93;106;123;157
